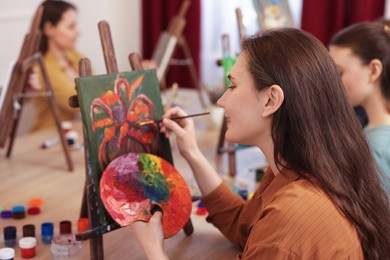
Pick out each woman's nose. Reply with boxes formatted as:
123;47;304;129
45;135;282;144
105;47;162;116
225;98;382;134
216;90;227;108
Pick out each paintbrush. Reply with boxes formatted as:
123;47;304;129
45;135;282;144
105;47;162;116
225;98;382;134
139;112;210;126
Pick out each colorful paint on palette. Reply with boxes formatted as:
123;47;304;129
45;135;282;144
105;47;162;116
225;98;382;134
100;153;192;238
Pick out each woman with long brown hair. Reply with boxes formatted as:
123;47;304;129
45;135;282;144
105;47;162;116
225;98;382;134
130;28;390;259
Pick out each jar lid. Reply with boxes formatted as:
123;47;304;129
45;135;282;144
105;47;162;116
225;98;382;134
0;247;15;259
59;220;72;234
3;226;16;239
12;205;25;213
29;198;43;207
0;211;12;219
41;222;54;236
19;237;37;248
61;121;73;130
27;207;41;215
22;224;35;237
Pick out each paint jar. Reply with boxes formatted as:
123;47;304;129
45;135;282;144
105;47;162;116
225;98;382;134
50;234;82;260
0;247;15;260
61;121;73;134
18;237;37;258
22;225;35;237
12;205;25;213
0;211;12;219
59;220;72;234
41;222;54;244
27;207;40;216
77;218;89;233
28;198;43;207
65;131;78;146
3;226;17;247
238;189;248;201
12;206;26;219
12;211;26;219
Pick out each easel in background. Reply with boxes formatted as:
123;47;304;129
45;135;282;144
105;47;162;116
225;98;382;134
0;6;73;171
69;21;194;259
151;0;207;107
216;8;247;177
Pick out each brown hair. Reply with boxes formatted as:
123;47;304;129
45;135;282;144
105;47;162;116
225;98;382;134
241;28;390;259
39;0;77;54
330;22;390;111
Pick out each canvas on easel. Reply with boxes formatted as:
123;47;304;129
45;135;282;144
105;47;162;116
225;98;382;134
252;0;294;31
70;21;193;259
150;0;207;107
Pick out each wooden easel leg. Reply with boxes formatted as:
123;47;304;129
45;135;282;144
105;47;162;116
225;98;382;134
5;108;22;158
91;234;104;260
228;144;236;177
37;57;74;172
80;181;88;218
178;37;207;108
183;219;194;236
216;116;237;176
217;117;227;154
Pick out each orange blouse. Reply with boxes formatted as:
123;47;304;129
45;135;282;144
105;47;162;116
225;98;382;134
202;168;363;259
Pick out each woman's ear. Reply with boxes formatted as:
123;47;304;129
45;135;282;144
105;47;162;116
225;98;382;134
43;22;54;36
368;59;383;83
262;84;284;117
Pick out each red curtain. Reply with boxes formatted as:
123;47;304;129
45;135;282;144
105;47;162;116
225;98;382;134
141;0;201;89
301;0;385;46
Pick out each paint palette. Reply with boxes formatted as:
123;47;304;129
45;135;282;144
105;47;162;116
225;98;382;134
100;153;192;238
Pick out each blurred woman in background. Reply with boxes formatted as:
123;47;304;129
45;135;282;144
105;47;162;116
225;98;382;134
330;22;390;198
30;0;83;132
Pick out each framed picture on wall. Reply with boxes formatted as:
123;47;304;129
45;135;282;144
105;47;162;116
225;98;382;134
252;0;294;31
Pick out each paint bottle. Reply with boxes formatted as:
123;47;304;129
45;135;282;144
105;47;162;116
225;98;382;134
65;131;78;146
12;206;25;219
51;234;82;260
196;202;207;215
3;226;17;247
238;189;248;201
28;198;43;207
27;207;40;216
0;247;15;260
77;218;89;233
41;222;54;244
0;211;12;219
61;121;73;133
22;225;35;237
59;220;72;234
18;237;37;258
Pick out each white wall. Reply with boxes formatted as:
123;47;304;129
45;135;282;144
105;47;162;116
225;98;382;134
0;0;141;83
201;0;302;91
385;0;390;18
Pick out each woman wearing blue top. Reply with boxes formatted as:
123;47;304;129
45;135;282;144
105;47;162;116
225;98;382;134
330;22;390;197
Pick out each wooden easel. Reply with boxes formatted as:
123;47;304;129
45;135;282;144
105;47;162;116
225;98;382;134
0;6;73;171
151;0;207;107
216;8;247;177
69;21;194;259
